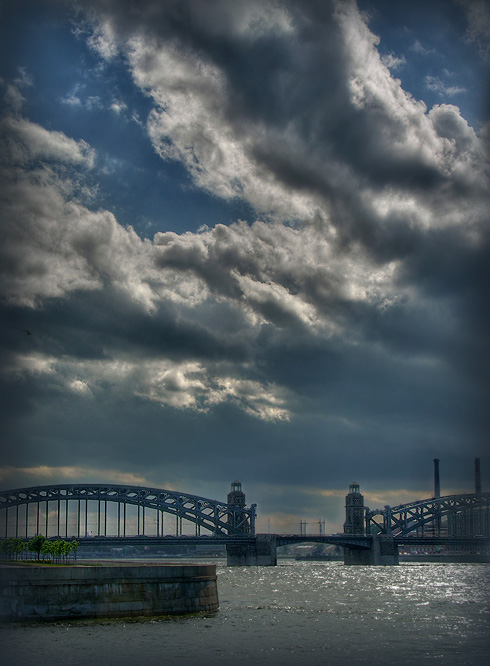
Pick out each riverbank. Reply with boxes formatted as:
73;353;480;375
0;562;218;622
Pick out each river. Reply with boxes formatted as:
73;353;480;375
1;560;489;666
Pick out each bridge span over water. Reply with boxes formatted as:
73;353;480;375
0;482;488;565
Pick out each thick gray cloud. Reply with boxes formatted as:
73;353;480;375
1;0;489;527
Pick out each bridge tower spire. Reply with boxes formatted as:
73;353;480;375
227;480;246;510
343;482;365;535
227;480;250;536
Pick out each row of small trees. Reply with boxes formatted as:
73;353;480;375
0;535;79;563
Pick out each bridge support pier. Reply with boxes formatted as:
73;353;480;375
344;535;399;566
226;536;277;566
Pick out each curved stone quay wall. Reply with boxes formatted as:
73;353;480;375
0;564;218;622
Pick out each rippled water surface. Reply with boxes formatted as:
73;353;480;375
1;561;489;666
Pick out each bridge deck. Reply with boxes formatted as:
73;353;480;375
11;533;486;550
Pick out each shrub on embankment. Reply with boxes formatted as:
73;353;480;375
0;536;79;563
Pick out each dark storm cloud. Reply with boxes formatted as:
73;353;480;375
398;224;490;423
1;292;252;366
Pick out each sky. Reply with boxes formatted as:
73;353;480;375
0;0;489;533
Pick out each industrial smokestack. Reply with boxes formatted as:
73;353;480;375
475;458;481;494
433;458;440;498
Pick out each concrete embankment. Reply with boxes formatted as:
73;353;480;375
0;563;218;622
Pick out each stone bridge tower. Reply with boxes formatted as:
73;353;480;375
227;480;249;535
343;481;399;565
228;480;246;509
343;482;365;535
226;480;277;565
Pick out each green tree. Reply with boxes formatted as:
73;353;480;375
28;534;46;560
3;538;16;560
71;540;79;562
41;539;54;562
62;540;71;562
13;538;26;560
1;538;25;560
52;540;64;564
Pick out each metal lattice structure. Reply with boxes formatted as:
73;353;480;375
366;492;490;537
0;484;256;538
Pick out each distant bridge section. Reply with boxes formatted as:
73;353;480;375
343;483;490;565
366;492;490;538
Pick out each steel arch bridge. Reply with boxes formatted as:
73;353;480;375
0;484;256;539
366;492;490;538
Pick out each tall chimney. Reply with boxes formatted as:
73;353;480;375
433;458;440;498
475;458;482;494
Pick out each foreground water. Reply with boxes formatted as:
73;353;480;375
1;560;489;666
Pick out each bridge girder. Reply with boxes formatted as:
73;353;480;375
367;492;490;537
0;484;256;537
275;534;372;549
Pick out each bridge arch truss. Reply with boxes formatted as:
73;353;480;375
366;492;490;538
0;484;256;539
